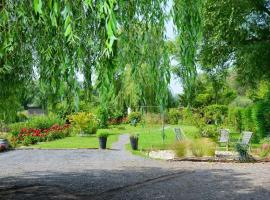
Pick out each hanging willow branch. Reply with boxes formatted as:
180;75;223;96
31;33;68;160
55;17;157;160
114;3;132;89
0;0;171;122
172;0;203;107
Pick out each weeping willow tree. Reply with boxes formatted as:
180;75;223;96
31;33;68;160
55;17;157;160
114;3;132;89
172;0;203;107
0;0;172;122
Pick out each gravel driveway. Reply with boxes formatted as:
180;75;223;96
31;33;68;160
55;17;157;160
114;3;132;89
1;134;270;200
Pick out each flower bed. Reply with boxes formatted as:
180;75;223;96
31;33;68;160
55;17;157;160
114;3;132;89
14;124;71;146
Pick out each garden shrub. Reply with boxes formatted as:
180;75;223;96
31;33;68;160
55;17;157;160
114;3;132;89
173;140;191;157
15;124;71;146
191;138;216;157
229;96;253;108
181;107;194;125
203;105;228;125
167;108;181;124
54;101;71;118
143;113;162;125
28;114;65;130
68;112;98;135
97;107;109;128
200;125;218;140
16;111;29;122
128;112;142;124
9;122;28;136
173;138;216;158
108;111;126;125
228;106;244;132
253;101;270;140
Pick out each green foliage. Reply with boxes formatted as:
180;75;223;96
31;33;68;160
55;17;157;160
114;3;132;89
8;122;27;136
97;107;109;128
142;113;162;125
235;143;252;162
16;111;29;122
167;108;181;125
203;105;228;125
68;112;98;135
201;0;270;86
128;112;142;124
97;132;109;138
191;138;216;157
130;134;139;139
173;140;190;158
200;125;218;139
253;101;270;139
181;108;194;125
173;138;216;158
230;96;253;108
28;114;65;130
256;138;270;158
173;0;202;107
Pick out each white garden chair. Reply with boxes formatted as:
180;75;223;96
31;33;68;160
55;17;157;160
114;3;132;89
218;129;230;151
239;131;253;151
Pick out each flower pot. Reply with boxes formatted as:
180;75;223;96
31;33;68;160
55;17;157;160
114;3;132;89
99;137;107;149
130;137;138;150
0;139;8;151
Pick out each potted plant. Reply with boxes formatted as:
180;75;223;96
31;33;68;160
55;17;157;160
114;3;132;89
130;134;139;150
97;132;109;149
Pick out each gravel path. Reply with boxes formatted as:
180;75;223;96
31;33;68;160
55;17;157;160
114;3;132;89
1;135;270;200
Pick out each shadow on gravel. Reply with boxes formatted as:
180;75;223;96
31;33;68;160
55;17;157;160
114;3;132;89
0;167;269;200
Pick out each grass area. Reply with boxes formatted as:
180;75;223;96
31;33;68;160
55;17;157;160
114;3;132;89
30;133;119;149
28;123;199;150
109;124;200;151
26;123;262;151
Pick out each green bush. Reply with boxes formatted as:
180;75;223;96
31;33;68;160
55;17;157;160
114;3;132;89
16;111;29;122
167;108;181;124
203;105;228;125
229;96;253;108
8;122;27;136
128;112;142;124
200;125;218;139
181;108;194;124
253;101;270;140
228;106;244;132
191;138;216;157
173;140;190;157
68;112;98;135
28;114;65;130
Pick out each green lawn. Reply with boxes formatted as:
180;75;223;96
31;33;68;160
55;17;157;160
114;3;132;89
27;123;261;151
28;123;199;150
109;124;200;151
30;134;119;149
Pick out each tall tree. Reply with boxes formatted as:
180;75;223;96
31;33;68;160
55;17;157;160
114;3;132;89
200;0;270;86
172;0;203;107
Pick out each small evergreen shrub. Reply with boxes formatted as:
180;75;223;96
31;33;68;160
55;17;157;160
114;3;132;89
167;108;181;124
